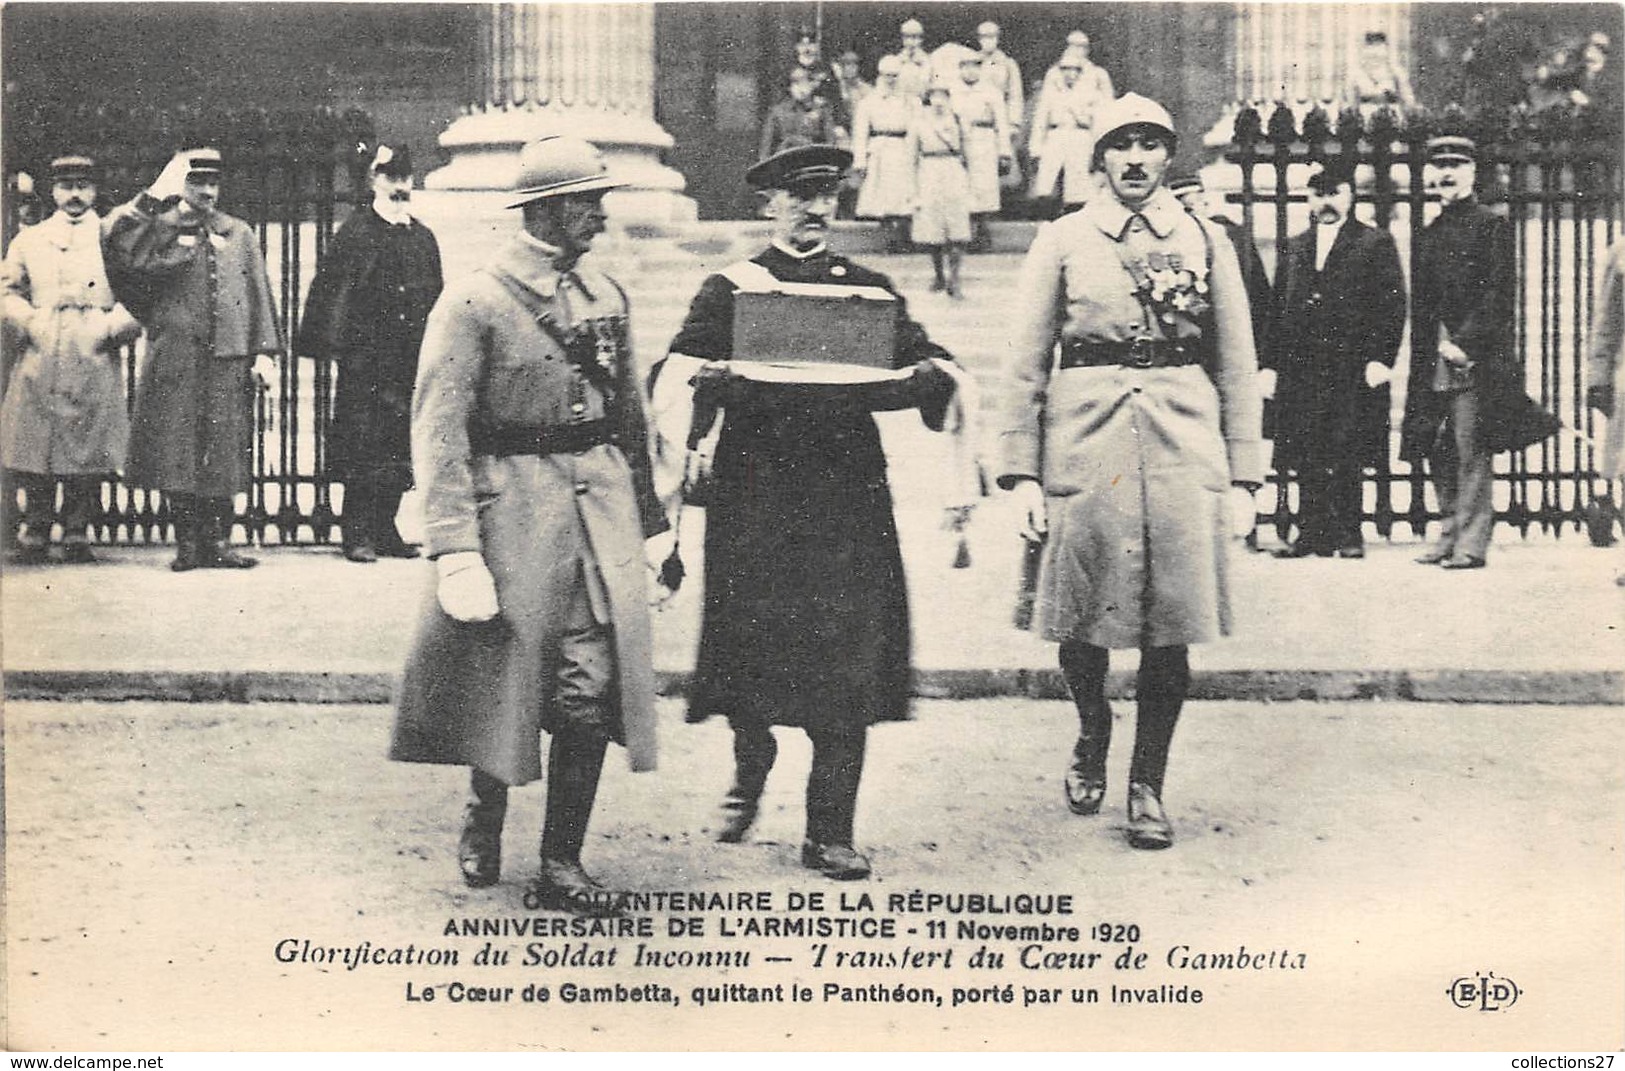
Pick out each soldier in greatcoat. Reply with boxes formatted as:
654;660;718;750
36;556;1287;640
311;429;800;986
1401;136;1558;569
890;19;933;104
390;137;668;915
912;82;974;297
103;149;282;571
951;53;1013;232
997;95;1264;850
975;21;1025;177
297;144;443;562
1;155;141;563
1028;47;1109;213
851;55;919;251
651;145;957;881
759;67;840;163
1267;164;1406;559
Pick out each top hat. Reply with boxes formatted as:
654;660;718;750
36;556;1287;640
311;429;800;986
746;144;852;193
371;144;414;179
506;136;628;209
1426;135;1477;164
49;154;96;182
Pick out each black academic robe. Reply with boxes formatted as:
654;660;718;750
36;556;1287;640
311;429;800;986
1271;219;1406;469
297;206;443;489
658;243;952;731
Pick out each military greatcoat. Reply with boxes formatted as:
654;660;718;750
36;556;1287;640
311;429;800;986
103;193;283;496
851;91;919;219
391;234;666;784
999;190;1265;649
0;210;140;476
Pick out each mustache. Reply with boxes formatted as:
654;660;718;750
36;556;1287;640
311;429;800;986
388;191;412;202
1120;166;1148;181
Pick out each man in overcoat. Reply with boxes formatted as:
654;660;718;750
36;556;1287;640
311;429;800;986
651;144;956;881
296;144;443;562
1;155;141;563
390;137;668;915
103;149;282;571
997;94;1264;850
1401;136;1558;569
1267;164;1406;559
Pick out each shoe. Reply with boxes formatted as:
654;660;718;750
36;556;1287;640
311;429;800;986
715;794;760;844
170;544;201;572
203;542;259;569
1125;782;1174;850
1272;541;1325;559
458;804;503;888
1243;530;1261;553
1064;736;1107;816
1335;545;1365;559
60;543;97;564
801;841;872;881
1414;546;1452;565
344;542;378;563
527;859;625;917
1441;554;1486;570
946;283;963;300
9;541;49;565
929;277;946;292
374;535;421;560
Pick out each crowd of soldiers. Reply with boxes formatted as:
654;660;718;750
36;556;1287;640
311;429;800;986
2;32;1618;912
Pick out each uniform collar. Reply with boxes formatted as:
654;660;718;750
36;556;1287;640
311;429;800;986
769;237;828;260
494;232;593;299
1082;187;1184;241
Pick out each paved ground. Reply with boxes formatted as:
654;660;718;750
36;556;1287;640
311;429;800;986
5;471;1622;702
4;697;1621;1051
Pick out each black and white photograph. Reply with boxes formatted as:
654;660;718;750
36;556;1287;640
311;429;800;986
1;0;1622;1056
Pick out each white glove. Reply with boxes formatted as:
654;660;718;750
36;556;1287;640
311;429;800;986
148;152;193;203
1364;361;1391;389
1257;368;1278;400
1009;479;1048;544
252;354;278;389
1228;485;1258;539
436;551;499;623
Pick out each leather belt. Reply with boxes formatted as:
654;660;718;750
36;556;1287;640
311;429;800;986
468;419;616;457
871;131;907;138
971;120;997;128
1059;339;1200;370
920;151;960;157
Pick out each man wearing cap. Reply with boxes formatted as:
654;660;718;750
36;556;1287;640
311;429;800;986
391;137;667;914
890;19;933;104
790;29;844;127
951;52;1013;244
297;144;443;562
851;54;918;251
1;154;141;563
651;144;957;881
1402;136;1557;570
104;148;282;571
998;94;1264;850
1028;45;1110;213
760;66;840;163
1266;164;1406;560
975;22;1025;159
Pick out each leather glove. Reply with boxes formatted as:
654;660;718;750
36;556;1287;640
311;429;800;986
644;530;680;604
147;152;193;204
436;551;500;623
1587;383;1615;416
1010;478;1048;544
912;358;956;429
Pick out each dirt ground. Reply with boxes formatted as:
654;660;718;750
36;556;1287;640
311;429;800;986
4;697;1622;1051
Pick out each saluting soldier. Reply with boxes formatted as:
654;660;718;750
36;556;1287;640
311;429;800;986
391;137;669;914
296;144;443;562
0;154;141;563
997;95;1264;850
650;145;958;881
103;148;282;571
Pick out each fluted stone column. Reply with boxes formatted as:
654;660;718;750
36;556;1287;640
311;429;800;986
427;3;694;227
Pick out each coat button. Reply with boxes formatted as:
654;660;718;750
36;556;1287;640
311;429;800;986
570;402;585;414
574;481;589;495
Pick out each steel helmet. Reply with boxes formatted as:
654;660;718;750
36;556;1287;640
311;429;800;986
1090;93;1178;170
506;136;628;209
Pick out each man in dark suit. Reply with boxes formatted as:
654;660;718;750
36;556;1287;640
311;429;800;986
1269;164;1406;558
1401;136;1557;569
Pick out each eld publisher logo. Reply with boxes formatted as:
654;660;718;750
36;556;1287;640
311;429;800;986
1447;972;1521;1012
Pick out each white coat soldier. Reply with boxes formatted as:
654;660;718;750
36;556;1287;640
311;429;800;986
851;55;918;251
296;144;443;562
912;82;974;297
0;154;141;563
652;145;957;881
1029;43;1111;212
390;137;669;915
951;52;1014;230
975;21;1026;169
997;95;1264;849
103;148;282;571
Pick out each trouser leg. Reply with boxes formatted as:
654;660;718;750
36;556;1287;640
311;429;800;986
1296;465;1333;551
1329;456;1364;550
946;243;964;295
167;491;199;569
540;574;614;864
1450;389;1495;561
929;246;946;288
1058;639;1112;774
805;723;867;849
343;484;373;552
1129;645;1189;798
15;472;53;549
458;767;509;887
1429;409;1462;554
728;715;779;803
59;476;100;546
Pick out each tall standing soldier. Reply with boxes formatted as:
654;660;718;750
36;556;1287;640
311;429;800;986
651;145;957;881
1401;136;1558;570
1267;164;1406;559
1;154;142;563
997;95;1264;850
390;137;669;914
104;148;282;571
297;144;443;562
